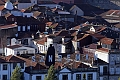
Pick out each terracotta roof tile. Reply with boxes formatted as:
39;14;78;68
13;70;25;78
100;37;114;45
33;11;42;18
50;23;58;28
0;0;5;5
100;10;120;20
45;22;53;26
97;48;109;52
0;5;4;10
90;33;105;40
17;56;46;69
56;30;77;36
77;33;89;41
5;55;25;62
4;13;12;19
36;37;47;45
73;25;81;30
114;23;120;28
7;45;22;49
0;24;17;29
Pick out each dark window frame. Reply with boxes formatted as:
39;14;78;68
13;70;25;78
3;64;7;70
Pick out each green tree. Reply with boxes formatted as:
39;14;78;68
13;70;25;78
44;64;55;80
11;66;21;80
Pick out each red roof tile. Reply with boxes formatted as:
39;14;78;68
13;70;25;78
36;37;47;45
5;55;25;62
0;24;17;29
56;30;77;36
7;45;22;49
0;5;4;10
90;33;105;40
100;37;114;45
97;48;109;52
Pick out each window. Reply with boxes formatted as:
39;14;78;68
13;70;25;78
18;26;21;31
22;39;28;45
3;64;7;70
110;67;114;74
83;74;86;80
20;63;24;69
27;26;30;31
76;74;81;80
62;75;68;80
13;63;17;69
103;77;107;80
103;66;108;75
36;76;41;80
111;56;114;61
22;26;25;31
117;56;120;62
2;75;7;80
87;74;93;80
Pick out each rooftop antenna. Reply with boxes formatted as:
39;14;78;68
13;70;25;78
36;30;40;34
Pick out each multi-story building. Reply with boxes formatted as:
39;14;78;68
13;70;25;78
109;50;120;80
0;55;25;80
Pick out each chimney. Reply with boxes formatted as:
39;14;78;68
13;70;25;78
31;34;34;39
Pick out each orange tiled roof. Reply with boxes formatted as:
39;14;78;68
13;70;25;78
100;37;114;45
7;45;22;49
5;55;25;62
0;24;17;29
0;5;4;10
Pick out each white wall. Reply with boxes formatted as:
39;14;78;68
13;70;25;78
14;46;35;54
57;44;65;53
11;38;17;46
5;48;14;56
37;44;45;53
72;41;77;51
47;38;53;49
70;5;84;16
5;46;35;56
95;50;109;63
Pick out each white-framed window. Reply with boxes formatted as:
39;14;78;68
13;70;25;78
2;75;7;80
22;26;25;31
27;26;30;31
18;26;21;31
